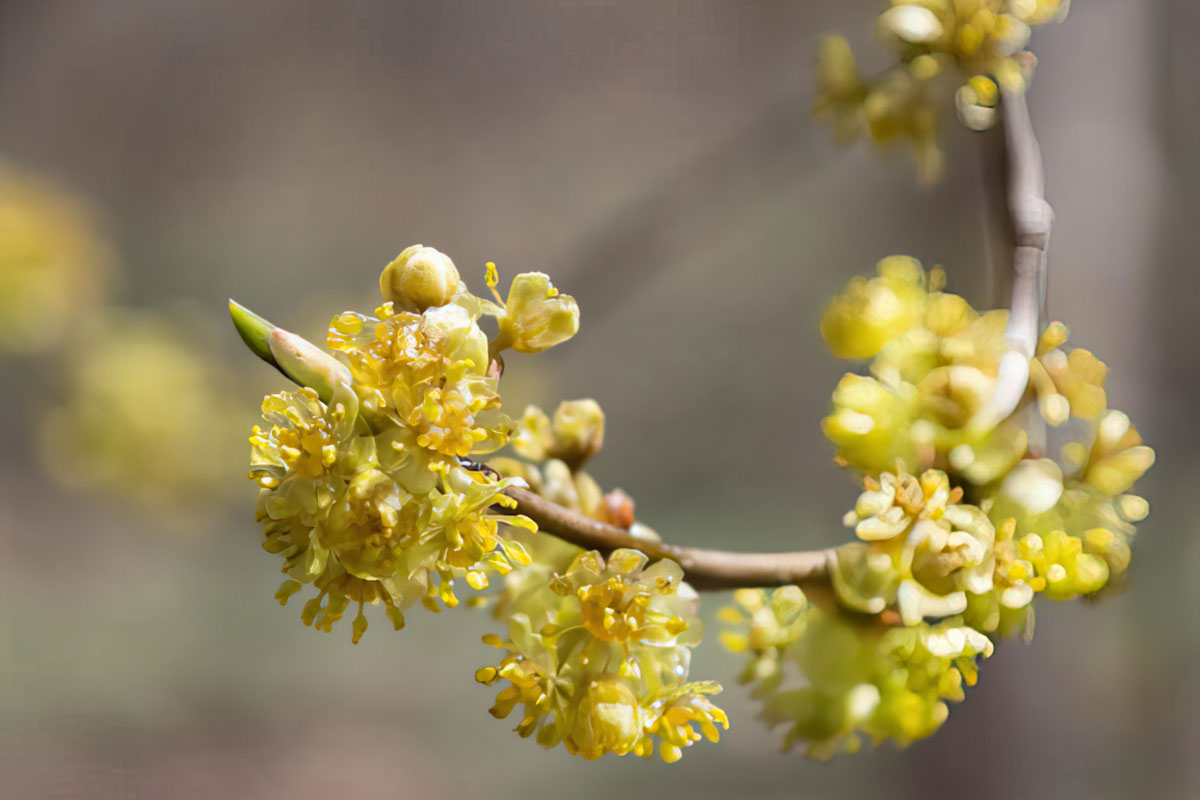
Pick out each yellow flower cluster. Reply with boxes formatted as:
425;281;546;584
720;588;991;758
719;257;1153;755
251;384;535;641
820;259;1152;605
815;1;1068;180
477;549;727;762
822;256;1026;484
245;246;580;641
327;301;512;462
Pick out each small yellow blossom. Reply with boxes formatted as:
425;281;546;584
833;470;996;625
488;270;580;354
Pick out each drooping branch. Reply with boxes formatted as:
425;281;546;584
970;89;1053;431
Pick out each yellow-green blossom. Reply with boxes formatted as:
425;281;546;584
820;256;930;360
721;588;992;758
477;548;726;762
822;258;1026;484
478;263;580;354
512;399;606;469
833;470;996;625
379;244;463;312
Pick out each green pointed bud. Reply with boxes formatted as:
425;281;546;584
228;299;277;365
380;244;461;311
498;272;579;353
229;298;351;402
268;327;352;401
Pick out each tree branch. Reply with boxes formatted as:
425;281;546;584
501;486;836;591
969;89;1053;431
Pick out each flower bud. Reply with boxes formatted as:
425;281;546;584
498;272;579;353
820;256;927;360
572;679;643;758
379;244;461;311
549;398;605;468
268;327;353;402
879;5;943;43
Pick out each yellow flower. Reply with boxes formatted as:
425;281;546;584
489;269;581;354
820;256;930;360
569;679;645;759
378;244;462;312
512;399;606;469
327;301;511;458
816;1;1067;176
832;470;995;625
823;260;1028;485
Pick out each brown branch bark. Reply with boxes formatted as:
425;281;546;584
501;486;835;591
969;89;1053;432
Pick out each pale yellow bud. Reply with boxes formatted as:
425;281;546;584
548;398;606;469
573;679;643;758
379;244;461;311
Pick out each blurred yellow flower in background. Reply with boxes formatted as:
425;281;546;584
0;160;111;354
39;310;246;513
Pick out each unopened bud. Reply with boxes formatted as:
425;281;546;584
269;327;352;401
549;399;605;469
379;244;461;311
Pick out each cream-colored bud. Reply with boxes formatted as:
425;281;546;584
379;244;461;311
1001;458;1063;515
548;398;605;469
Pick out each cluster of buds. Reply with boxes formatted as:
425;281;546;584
721;256;1152;755
815;1;1069;180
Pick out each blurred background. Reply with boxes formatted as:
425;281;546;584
0;1;1196;798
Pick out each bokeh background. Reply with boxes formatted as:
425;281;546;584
1;1;1196;798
